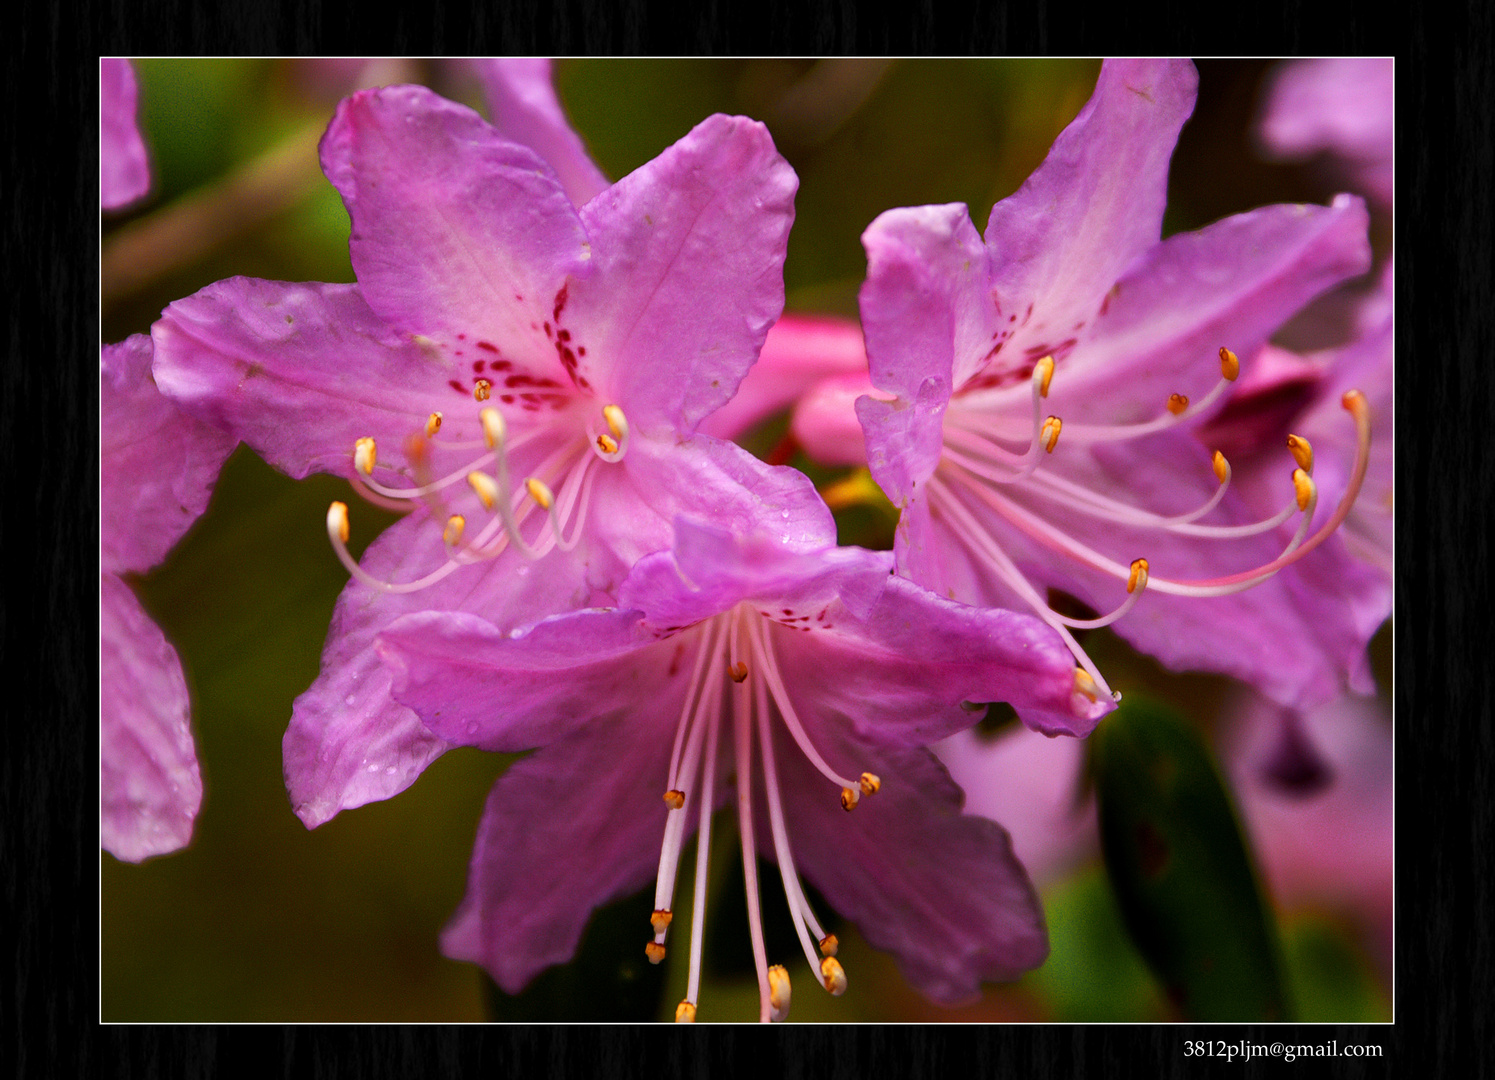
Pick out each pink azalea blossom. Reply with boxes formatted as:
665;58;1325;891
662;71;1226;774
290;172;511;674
151;85;830;828
837;59;1380;713
101;335;235;861
1257;58;1393;212
376;517;1108;1020
101;59;150;210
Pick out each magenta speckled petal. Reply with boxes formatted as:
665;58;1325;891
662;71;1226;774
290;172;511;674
565;114;798;436
101;59;150;209
101;574;202;862
321;85;591;387
102;335;235;574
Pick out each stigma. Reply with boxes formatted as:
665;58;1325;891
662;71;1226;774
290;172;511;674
646;605;878;1021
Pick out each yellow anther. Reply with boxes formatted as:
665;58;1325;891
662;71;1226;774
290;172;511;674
728;660;749;683
473;379;492;402
1040;416;1062;454
674;1001;697;1023
595;433;619;455
425;412;443;437
602;403;628;441
443;515;466;547
645;942;667;965
818;934;839;958
820;957;848;996
768;964;792;1021
354;437;377;476
525;477;554;510
327;501;350;544
859;772;881;797
1127;557;1150;594
1286;434;1314;473
1342;388;1368;418
1166;393;1189;415
663;789;686;810
1292;468;1315;512
480;407;506;449
1034;355;1055;398
1212;450;1230;484
467;471;500;511
1219;346;1240;381
1074;667;1101;702
651;909;673;934
840;787;859;811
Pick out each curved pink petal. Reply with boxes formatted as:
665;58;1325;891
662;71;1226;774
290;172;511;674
1054;196;1371;424
101;573;202;862
565;114;798;436
765;719;1048;1002
981;59;1198;378
790;369;877;467
102;335;235;575
700;313;869;442
441;709;697;993
379;607;668;752
283;508;603;828
1257;59;1393;209
320;84;592;388
101;58;150;209
465;58;610;209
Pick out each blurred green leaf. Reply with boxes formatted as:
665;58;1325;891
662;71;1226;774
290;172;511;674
1281;915;1391;1022
1091;697;1292;1021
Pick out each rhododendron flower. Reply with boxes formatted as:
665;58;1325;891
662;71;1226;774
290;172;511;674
101;335;235;861
101;58;150;210
839;59;1379;713
377;517;1108;1020
152;86;829;828
1257;58;1393;213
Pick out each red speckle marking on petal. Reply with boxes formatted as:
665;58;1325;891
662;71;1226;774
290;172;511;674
782;608;794;616
514;294;523;301
448;379;466;394
477;341;499;354
557;329;571;343
457;333;466;340
553;285;569;322
473;360;486;372
544;322;553;338
500;394;515;404
577;347;586;357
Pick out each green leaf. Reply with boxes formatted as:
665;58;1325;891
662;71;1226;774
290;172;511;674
1091;696;1292;1021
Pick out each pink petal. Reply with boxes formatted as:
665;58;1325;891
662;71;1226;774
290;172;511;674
101;59;150;209
765;720;1048;1003
320;85;592;390
790;370;877;467
465;58;610;209
100;574;202;862
102;335;235;574
700;313;869;442
565;114;798;435
978;59;1197;379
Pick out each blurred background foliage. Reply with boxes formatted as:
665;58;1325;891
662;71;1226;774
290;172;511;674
102;58;1391;1023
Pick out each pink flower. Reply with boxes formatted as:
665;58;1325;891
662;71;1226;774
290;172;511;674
151;86;828;828
377;518;1104;1019
100;335;235;860
101;59;150;210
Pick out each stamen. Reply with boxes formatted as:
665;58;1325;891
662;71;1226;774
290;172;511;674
1074;668;1102;702
1219;346;1240;381
732;626;773;1023
327;501;350;544
663;790;686;810
859;772;881;796
1040;416;1062;453
1287;433;1314;473
480;407;505;449
354;437;377;476
675;1001;696;1023
603;403;627;440
425;412;443;437
819;934;839;958
325;500;470;594
651;909;673;934
821;957;848;996
1127;557;1149;594
1213;450;1230;484
645;942;666;964
473;378;491;401
590;403;631;462
840;787;859;811
1166;393;1189;415
525;477;554;510
595;433;619;455
1292;468;1315;512
768;965;792;1022
467;471;499;511
750;621;866;798
1035;355;1054;398
443;515;465;547
728;660;749;683
1064;345;1242;442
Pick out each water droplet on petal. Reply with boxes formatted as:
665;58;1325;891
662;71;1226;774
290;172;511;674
345;695;356;706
